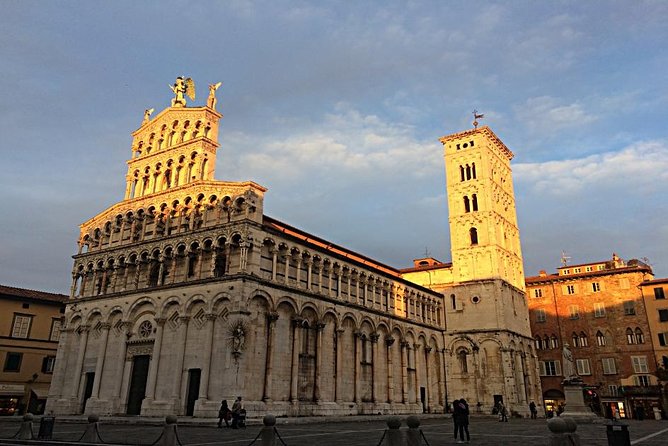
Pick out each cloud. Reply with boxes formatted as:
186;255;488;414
514;139;668;195
514;96;597;136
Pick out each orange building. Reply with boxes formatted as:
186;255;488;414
0;285;66;415
639;278;668;413
526;254;661;419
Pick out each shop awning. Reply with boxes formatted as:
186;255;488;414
30;385;50;399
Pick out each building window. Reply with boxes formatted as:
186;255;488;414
536;309;546;323
463;196;470;213
592;282;601;292
576;358;591;375
619;277;630;288
457;348;469;374
585;266;593;272
623;301;636;316
539;360;561;376
608;385;618;396
11;314;32;339
580;332;589;347
50;319;62;342
602;358;617;375
659;309;668;322
655;287;666;300
635;328;644;344
569;305;580;319
469;227;478;245
533;289;543;298
572;332;580;347
3;353;22;372
450;294;457;310
41;356;56;374
535;336;543;350
626;328;636;344
472;194;478;211
563;269;570;275
574;268;581;273
658;332;668;347
550;335;559;349
632;356;649;374
544;335;550;349
594;303;606;318
596;331;606;346
634;375;651;387
565;285;575;295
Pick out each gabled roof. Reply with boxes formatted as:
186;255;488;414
0;284;68;304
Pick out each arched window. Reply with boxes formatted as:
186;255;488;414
460;166;465;182
472;194;478;211
466;164;472;180
200;159;208;180
635;328;644;344
457;348;469;373
626;328;635;344
543;335;550;350
535;336;542;350
596;331;606;346
550;335;559;349
464;196;471;213
470;227;478;245
580;332;588;347
572;333;579;347
472;162;477;179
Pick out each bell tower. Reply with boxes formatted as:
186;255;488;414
440;125;525;291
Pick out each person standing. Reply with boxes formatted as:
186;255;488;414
454;398;470;443
497;401;508;422
529;401;537;419
217;400;231;428
231;396;243;429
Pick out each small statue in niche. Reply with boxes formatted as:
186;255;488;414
228;320;247;359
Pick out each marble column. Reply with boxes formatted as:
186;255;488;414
354;331;362;404
172;316;190;405
91;323;111;398
370;333;379;403
198;314;217;400
262;312;279;402
423;346;432;411
335;328;344;403
145;318;166;400
71;325;90;400
314;322;325;402
290;318;302;403
414;344;421;406
400;341;409;404
386;337;395;403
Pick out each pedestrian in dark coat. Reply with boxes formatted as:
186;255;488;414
454;398;470;443
217;400;231;428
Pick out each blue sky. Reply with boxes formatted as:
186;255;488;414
1;1;667;293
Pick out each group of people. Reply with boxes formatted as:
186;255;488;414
217;396;245;429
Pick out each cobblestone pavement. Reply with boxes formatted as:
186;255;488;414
0;416;667;446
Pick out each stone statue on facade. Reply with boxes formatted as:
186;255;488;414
142;108;154;125
169;77;195;107
207;82;222;110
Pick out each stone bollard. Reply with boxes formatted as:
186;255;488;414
260;414;277;446
385;417;403;446
80;414;101;443
406;416;421;446
547;416;581;446
18;413;34;440
155;415;179;446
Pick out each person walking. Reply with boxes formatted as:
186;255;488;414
497;401;508;422
454;398;470;443
217;400;231;428
529;401;537;419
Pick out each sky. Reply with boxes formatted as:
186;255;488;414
1;0;667;294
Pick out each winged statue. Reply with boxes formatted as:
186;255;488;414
169;76;196;107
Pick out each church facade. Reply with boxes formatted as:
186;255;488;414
46;80;541;417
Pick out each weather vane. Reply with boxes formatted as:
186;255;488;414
472;110;484;129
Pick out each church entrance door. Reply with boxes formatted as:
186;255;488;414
186;368;201;416
126;355;150;415
82;372;95;413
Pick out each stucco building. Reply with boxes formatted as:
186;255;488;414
526;255;661;419
0;285;66;415
46;80;541;417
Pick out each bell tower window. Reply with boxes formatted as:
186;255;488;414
470;227;478;245
464;196;470;213
472;194;478;211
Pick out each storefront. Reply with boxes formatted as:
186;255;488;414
543;389;565;417
0;384;25;416
619;386;664;420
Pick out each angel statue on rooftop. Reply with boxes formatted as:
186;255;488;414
207;82;222;110
169;76;195;107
